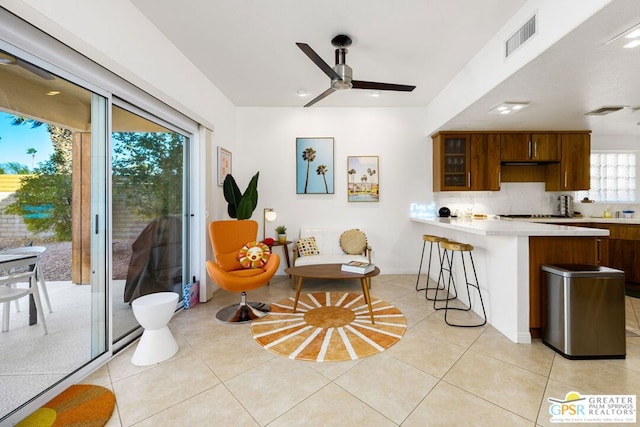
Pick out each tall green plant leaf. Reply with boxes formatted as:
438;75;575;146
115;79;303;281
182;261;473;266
236;172;259;219
223;174;242;218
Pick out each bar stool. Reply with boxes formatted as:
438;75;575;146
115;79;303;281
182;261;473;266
415;234;457;302
435;241;487;327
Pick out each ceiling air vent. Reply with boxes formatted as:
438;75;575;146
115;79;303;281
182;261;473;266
506;14;536;58
585;106;625;116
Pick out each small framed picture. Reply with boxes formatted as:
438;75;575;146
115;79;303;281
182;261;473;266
347;156;379;202
217;147;232;186
296;137;334;194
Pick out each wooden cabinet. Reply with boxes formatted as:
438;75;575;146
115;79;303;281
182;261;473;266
433;133;500;191
433;130;590;192
545;133;590;191
433;133;470;191
559;222;640;284
500;133;559;162
600;224;640;283
529;236;599;337
470;134;501;191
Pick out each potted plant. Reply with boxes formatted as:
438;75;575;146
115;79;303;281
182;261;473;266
275;225;287;244
223;172;259;220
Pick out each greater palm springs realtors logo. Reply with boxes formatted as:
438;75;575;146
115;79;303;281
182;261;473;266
549;391;636;423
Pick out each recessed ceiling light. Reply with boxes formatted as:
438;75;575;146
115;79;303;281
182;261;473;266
625;29;640;39
371;90;381;98
488;102;530;115
604;22;640;48
46;91;60;96
624;40;640;49
0;53;16;65
296;90;308;97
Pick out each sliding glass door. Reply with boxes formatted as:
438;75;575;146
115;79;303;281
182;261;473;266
111;104;190;346
0;48;109;421
0;8;197;423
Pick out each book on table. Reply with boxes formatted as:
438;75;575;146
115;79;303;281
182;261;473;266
341;260;375;274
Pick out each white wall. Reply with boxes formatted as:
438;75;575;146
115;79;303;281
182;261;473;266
424;0;612;135
236;107;431;274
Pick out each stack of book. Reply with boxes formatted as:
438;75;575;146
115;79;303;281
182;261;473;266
341;260;375;274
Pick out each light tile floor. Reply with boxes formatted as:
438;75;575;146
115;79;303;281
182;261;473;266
83;275;640;426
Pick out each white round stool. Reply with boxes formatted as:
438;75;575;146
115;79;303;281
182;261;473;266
131;292;179;366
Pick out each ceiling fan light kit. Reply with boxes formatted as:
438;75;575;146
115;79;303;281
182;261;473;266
296;34;416;107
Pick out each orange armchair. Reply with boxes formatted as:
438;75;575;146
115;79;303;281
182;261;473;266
206;220;280;323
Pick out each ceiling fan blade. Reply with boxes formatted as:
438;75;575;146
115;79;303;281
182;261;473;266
16;59;54;80
296;43;341;81
304;87;336;107
352;80;415;92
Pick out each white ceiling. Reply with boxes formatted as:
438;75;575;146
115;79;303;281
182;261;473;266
131;0;640;136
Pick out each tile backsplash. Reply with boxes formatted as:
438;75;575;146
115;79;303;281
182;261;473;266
433;182;640;217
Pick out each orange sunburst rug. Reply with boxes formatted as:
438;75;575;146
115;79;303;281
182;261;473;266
17;384;115;427
251;291;407;362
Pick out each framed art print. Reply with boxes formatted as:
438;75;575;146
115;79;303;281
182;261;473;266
347;155;379;202
217;147;232;186
296;137;334;194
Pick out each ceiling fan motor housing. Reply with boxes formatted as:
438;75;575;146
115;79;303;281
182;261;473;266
332;62;352;89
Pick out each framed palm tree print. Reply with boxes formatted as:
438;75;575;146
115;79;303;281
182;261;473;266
296;137;334;194
347;156;379;202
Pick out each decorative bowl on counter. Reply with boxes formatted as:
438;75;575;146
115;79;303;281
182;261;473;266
623;210;634;219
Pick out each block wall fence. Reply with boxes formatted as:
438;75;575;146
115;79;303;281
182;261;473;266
0;175;148;242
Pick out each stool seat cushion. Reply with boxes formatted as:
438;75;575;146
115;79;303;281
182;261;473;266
422;235;447;243
440;241;474;252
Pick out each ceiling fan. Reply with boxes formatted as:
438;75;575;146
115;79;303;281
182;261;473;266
296;34;416;107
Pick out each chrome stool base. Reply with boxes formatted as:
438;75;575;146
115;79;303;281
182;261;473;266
216;292;270;323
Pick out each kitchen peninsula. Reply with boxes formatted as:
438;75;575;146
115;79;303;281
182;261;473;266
410;216;609;343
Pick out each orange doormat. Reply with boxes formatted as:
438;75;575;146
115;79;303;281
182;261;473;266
16;384;115;427
251;291;406;362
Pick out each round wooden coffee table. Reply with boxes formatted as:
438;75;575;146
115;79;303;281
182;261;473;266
284;263;380;323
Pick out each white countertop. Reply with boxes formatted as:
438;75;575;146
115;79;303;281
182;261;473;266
410;216;609;237
519;217;640;225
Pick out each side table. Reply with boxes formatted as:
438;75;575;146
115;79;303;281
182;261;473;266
270;240;292;270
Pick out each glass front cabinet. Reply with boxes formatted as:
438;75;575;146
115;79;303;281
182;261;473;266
433;133;470;191
432;132;501;191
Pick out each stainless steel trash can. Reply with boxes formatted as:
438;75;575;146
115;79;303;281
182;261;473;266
542;264;625;359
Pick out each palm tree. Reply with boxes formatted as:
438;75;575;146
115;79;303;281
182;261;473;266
12;116;73;173
348;168;356;194
26;148;37;170
367;167;376;192
316;165;329;193
0;161;29;174
360;175;367;192
301;147;316;193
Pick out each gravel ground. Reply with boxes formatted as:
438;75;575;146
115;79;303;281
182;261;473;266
0;237;132;281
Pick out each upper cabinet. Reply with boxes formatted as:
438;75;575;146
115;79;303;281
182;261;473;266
433;132;500;191
545;132;591;191
433;133;470;191
433;130;590;192
470;134;501;191
500;133;560;162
